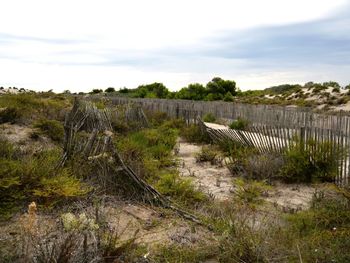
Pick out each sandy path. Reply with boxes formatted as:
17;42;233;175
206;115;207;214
176;137;315;210
177;138;234;200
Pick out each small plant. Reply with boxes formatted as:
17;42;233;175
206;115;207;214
33;119;64;143
180;124;211;144
145;110;169;126
0;107;23;124
244;153;284;180
155;172;207;206
332;87;340;93
229;117;249;130
223;91;234;102
233;178;271;206
195;145;222;165
281;138;345;183
202;113;216;123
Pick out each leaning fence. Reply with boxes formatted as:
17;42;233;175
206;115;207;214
108;96;350;186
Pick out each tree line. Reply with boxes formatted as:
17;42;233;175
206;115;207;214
89;79;350;102
91;77;237;102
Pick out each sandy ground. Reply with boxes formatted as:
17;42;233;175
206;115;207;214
0;123;55;153
0;200;214;256
266;182;316;211
177;138;234;200
177;137;316;211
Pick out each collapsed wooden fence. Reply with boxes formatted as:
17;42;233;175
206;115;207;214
108;97;350;186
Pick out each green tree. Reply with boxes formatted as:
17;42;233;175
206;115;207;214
105;87;115;93
176;83;207;100
322;81;340;88
90;89;103;94
119;87;129;93
223;91;234;102
136;83;169;98
206;77;237;100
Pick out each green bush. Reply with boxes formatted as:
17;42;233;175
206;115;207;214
161;118;185;130
0;136;15;159
229;117;249;130
281;139;344;183
286;191;350;262
116;126;178;179
144;110;169;126
0;93;70;123
242;154;284;180
34;119;64;143
0;107;23;124
33;170;90;205
332;87;340;93
202;113;216;123
0;141;89;219
233;178;271;206
195;145;222;165
223;91;234;102
155;172;206;206
180;124;211;144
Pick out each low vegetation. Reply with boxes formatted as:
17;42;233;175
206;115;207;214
33;119;64;143
281;139;345;183
1;93;349;262
195;145;223;165
0;137;88;219
229;117;249;130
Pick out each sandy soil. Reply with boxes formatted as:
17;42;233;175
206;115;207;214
176;137;315;210
0;200;214;255
177;138;234;200
0;123;55;153
266;182;316;211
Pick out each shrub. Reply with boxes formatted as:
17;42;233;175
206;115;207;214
0;107;23;124
105;87;115;93
0;147;89;219
90;89;103;94
180;124;211;144
161;118;185;130
219;139;256;176
116;126;178;179
0;93;70;123
34;119;64;143
243;154;284;180
286;191;350;262
233;178;271;206
144;110;169;126
112;119;130;134
195;145;222;165
0;136;15;159
281;139;344;183
229;117;249;130
33;171;89;205
332;87;340;93
223;91;234;102
336;97;348;105
202;113;216;123
155;172;206;206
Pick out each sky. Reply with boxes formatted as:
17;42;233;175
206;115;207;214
0;0;349;92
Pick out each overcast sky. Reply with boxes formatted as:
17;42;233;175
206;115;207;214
0;0;349;92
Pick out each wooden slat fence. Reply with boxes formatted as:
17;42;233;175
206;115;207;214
108;96;350;186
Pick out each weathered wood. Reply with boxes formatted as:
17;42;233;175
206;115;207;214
108;96;350;185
